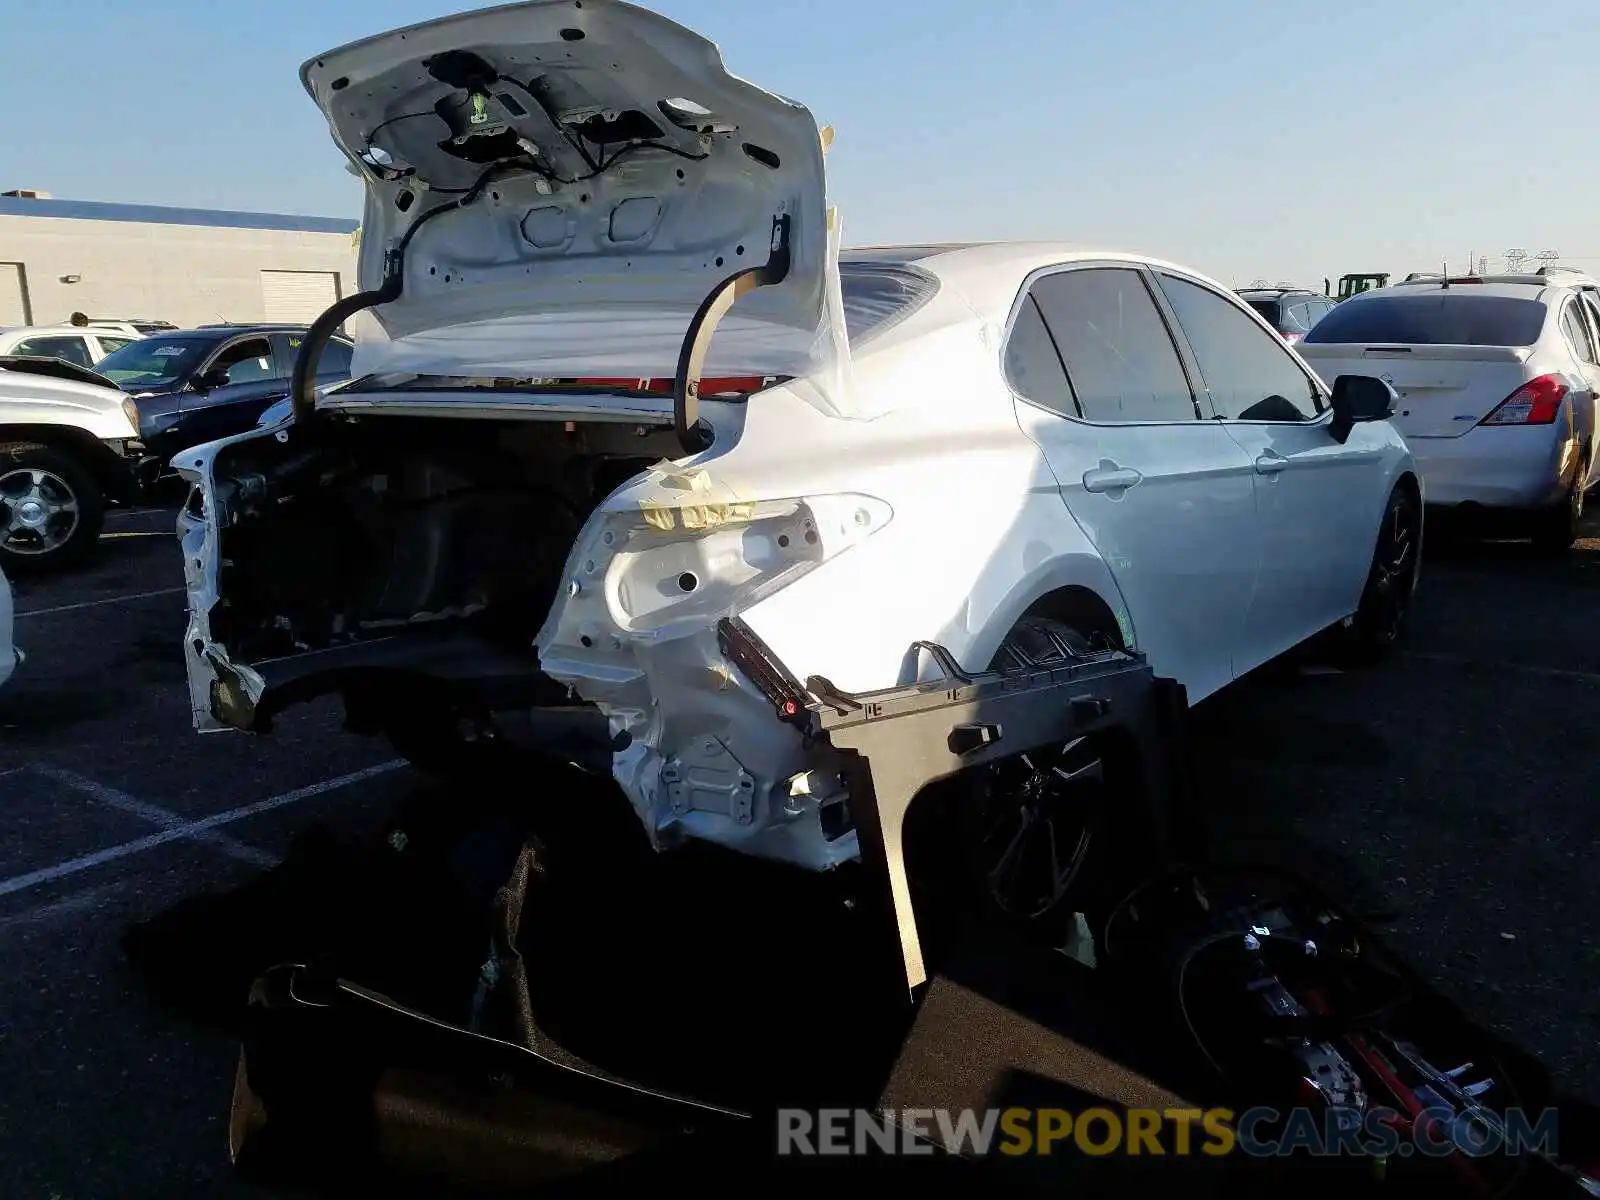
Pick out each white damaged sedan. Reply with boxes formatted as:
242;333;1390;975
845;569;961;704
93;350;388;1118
176;1;1420;889
0;564;19;690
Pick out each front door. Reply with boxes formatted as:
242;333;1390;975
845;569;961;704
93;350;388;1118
1150;270;1382;669
1005;264;1260;703
179;335;292;449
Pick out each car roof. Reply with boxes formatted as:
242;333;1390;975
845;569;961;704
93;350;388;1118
0;323;133;338
1237;288;1320;298
839;241;1244;320
194;322;311;330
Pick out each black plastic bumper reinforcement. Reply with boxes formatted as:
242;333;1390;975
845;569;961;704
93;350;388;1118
717;616;1185;1000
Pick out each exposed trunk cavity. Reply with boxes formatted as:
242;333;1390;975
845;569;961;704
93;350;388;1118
197;413;681;734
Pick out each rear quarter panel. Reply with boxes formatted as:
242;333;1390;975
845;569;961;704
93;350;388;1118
731;322;1133;693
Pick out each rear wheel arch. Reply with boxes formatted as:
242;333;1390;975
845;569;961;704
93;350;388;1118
1393;469;1421;509
1014;585;1127;655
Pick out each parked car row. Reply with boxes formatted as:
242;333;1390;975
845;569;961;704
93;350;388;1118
0;322;354;570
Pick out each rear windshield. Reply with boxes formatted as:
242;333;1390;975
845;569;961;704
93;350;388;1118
1245;299;1281;324
838;264;940;345
1302;294;1548;347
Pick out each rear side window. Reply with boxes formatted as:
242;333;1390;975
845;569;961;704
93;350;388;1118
13;335;93;368
1003;296;1075;416
1285;302;1321;333
1246;299;1282;326
838;265;940;346
1028;268;1197;422
1303;294;1548;347
1560;302;1597;365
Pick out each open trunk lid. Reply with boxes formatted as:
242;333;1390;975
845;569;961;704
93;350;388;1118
1297;342;1534;438
301;0;845;414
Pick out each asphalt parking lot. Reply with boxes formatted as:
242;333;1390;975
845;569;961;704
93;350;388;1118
2;503;1598;1197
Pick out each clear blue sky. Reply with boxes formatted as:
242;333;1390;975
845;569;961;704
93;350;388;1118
4;0;1597;287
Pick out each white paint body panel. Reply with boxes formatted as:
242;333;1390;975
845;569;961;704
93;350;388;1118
0;365;139;441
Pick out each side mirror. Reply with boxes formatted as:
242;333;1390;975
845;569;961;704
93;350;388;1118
1329;374;1397;443
191;366;229;392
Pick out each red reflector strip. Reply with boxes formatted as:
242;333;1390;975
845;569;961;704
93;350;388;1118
1480;373;1568;426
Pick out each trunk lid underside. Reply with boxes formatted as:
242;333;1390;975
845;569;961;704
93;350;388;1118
303;0;842;394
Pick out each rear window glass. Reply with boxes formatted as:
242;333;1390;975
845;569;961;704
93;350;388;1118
838;265;940;345
1246;299;1281;324
1303;294;1548;347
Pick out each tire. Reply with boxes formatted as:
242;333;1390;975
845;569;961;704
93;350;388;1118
958;617;1111;935
1531;470;1584;555
1341;485;1421;662
0;444;105;573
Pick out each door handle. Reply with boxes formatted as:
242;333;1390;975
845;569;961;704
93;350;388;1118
1082;464;1143;493
1254;451;1290;475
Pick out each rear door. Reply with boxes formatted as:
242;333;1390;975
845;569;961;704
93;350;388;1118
279;331;355;384
1296;290;1547;438
1151;271;1381;662
1006;263;1259;702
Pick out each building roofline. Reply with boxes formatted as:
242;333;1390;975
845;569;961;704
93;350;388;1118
0;195;358;235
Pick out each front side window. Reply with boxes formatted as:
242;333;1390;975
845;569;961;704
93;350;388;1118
1155;274;1322;421
1027;268;1197;423
13;335;93;369
211;337;281;385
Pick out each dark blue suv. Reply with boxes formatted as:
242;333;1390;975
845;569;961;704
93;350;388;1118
94;324;354;466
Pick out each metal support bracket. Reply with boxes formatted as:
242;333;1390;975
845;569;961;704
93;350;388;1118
796;643;1181;1001
671;213;792;454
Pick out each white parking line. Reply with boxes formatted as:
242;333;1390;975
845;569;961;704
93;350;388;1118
29;765;276;868
14;587;185;619
0;760;405;900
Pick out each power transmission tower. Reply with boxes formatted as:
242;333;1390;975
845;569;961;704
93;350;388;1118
1478;255;1489;276
1505;247;1528;272
1535;249;1560;271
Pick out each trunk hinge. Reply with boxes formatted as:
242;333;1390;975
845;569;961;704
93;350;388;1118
290;246;403;425
672;213;792;454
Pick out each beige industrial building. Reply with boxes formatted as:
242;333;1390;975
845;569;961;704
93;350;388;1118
0;189;359;330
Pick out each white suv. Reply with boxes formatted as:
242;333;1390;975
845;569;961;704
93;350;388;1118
176;1;1420;898
0;324;142;370
1299;273;1600;550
